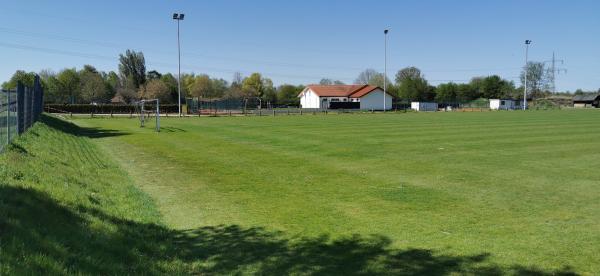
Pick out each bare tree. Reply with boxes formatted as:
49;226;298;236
520;62;549;99
232;72;244;86
355;69;380;84
319;78;345;85
319;78;334;85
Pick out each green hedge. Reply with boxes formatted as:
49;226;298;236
531;99;560;110
44;104;180;114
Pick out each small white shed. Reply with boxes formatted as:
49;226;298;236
411;102;438;111
489;99;516;110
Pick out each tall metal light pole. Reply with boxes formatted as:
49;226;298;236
384;29;389;112
523;40;531;110
173;13;185;116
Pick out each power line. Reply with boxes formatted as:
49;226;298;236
0;40;526;86
0;27;526;75
0;41;116;61
422;67;521;73
0;27;364;71
5;8;368;56
0;42;357;82
0;28;528;85
0;27;125;49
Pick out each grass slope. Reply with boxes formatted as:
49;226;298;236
0;115;170;274
66;110;599;275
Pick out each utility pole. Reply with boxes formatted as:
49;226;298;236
544;52;567;94
523;40;531;110
384;29;389;112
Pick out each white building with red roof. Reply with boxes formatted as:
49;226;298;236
298;85;393;110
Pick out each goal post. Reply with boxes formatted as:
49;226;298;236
134;99;160;132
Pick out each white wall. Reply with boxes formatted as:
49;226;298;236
299;89;321;108
359;89;393;110
490;99;516;110
574;103;591;108
489;99;501;110
411;102;438;111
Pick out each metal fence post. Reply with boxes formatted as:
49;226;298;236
39;77;44;117
31;86;35;125
7;89;11;145
1;90;6;148
16;82;25;135
24;87;29;129
26;87;32;129
34;75;41;121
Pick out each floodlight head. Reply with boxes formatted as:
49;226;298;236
384;29;389;34
173;13;178;19
179;14;184;20
525;40;532;44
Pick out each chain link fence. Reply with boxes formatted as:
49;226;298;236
180;97;561;117
0;76;44;152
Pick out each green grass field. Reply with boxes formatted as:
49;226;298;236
2;110;599;275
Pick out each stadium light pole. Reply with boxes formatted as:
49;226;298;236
523;40;531;111
384;29;389;112
173;13;185;117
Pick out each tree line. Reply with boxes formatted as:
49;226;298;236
1;50;305;106
348;61;569;103
2;49;590;106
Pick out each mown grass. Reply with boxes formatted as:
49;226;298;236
1;111;597;274
67;110;598;275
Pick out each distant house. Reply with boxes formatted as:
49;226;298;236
411;102;438;111
298;85;393;110
572;94;600;108
489;99;517;110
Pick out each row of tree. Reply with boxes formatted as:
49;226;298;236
348;62;558;103
1;49;580;106
1;50;305;106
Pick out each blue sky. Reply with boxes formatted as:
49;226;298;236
1;0;599;91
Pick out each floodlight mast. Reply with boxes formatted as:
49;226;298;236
384;29;389;112
173;13;185;117
523;40;531;110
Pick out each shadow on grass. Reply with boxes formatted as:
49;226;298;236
4;143;30;155
160;126;187;133
0;185;578;275
42;115;129;139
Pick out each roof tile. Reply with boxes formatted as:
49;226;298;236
303;85;381;98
